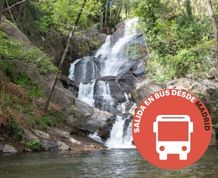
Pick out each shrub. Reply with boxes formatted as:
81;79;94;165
14;73;43;97
0;30;57;74
25;140;41;151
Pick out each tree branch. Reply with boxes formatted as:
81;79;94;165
3;0;26;12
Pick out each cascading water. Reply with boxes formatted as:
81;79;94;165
69;59;80;81
94;81;115;112
95;35;111;59
96;18;139;76
77;81;95;106
69;18;143;149
105;116;135;149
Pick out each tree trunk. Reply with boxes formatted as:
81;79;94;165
6;0;16;23
100;12;104;32
0;0;4;22
207;0;218;68
44;0;87;112
115;0;123;23
104;0;109;29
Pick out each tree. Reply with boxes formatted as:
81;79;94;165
207;0;218;66
132;0;214;82
0;0;4;22
44;0;88;112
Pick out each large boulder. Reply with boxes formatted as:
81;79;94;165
66;99;113;134
117;72;137;92
93;77;127;113
166;78;218;124
71;56;100;85
132;78;218;124
122;34;147;61
97;116;116;141
3;144;18;153
110;34;147;78
0;143;4;152
131;79;164;105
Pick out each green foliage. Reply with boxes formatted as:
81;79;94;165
0;92;17;111
22;46;57;74
25;140;41;151
0;30;57;74
15;0;48;37
35;0;102;33
133;0;215;82
0;31;26;59
14;73;42;97
0;60;14;78
38;112;63;130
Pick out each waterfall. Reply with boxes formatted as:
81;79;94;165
69;59;80;81
105;116;135;149
95;35;111;59
78;81;95;107
97;18;139;77
68;18;143;149
95;81;115;112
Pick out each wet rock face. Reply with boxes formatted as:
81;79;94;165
93;77;127;113
117;72;137;92
59;74;78;96
41;139;59;151
56;31;105;76
74;56;100;85
123;116;132;137
110;21;125;45
97;116;116;141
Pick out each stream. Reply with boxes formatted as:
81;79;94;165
0;146;218;178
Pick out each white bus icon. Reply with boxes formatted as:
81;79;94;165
153;115;193;160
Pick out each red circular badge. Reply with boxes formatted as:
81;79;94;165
132;89;212;170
